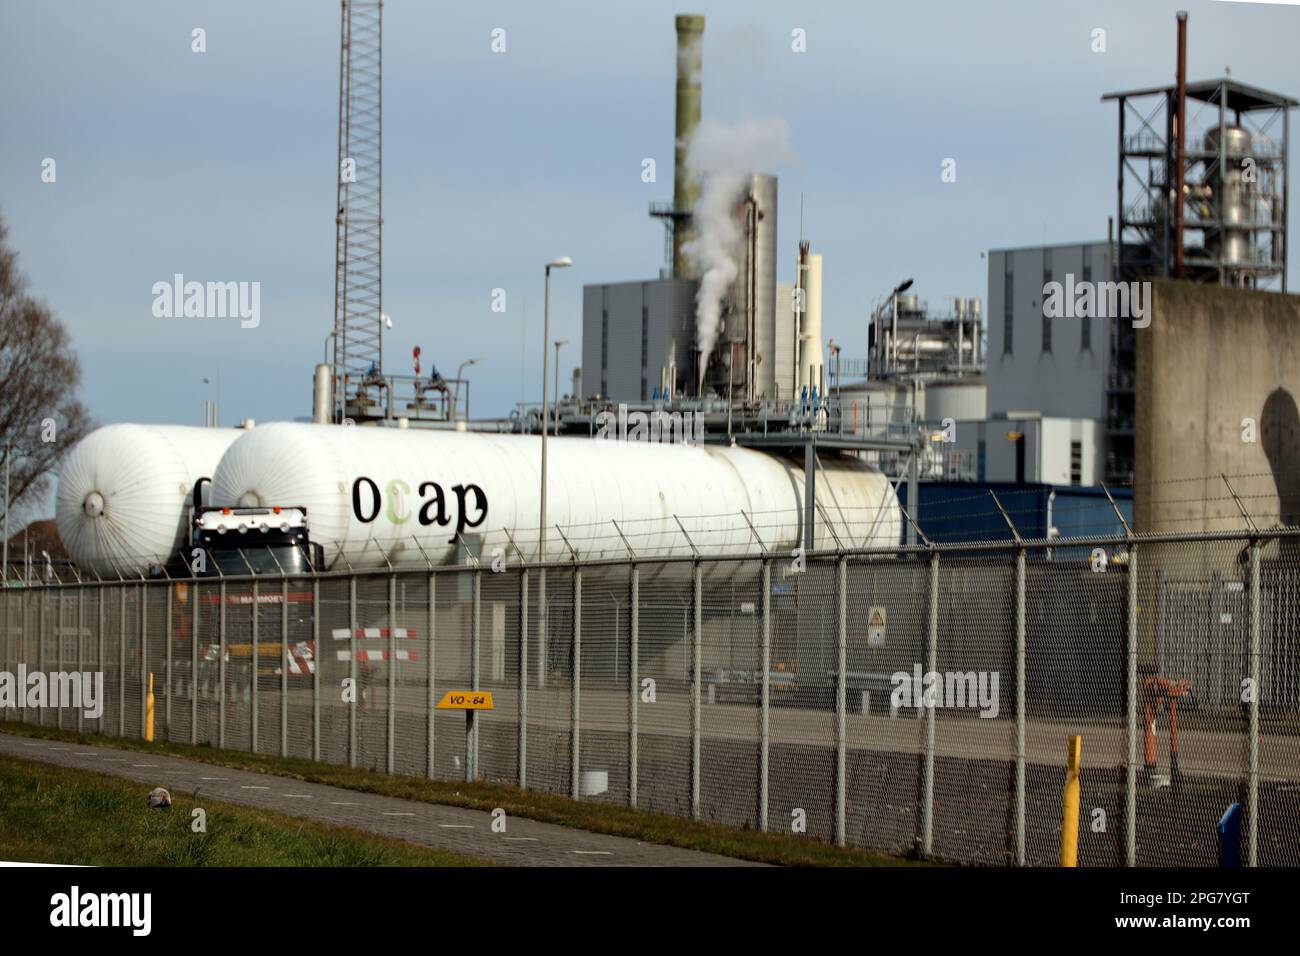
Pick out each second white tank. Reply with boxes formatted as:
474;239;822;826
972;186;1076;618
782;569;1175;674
209;422;900;569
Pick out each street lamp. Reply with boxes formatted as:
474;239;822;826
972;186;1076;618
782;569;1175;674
539;256;572;689
890;278;914;371
876;278;914;375
552;340;569;436
201;371;221;427
455;357;481;420
827;339;842;401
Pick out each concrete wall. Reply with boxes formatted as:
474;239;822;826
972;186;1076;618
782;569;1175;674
1135;280;1300;535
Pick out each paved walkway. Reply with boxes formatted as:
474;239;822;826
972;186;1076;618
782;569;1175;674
0;732;761;867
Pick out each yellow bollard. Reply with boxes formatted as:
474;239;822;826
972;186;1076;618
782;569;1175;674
145;671;155;743
1060;735;1082;867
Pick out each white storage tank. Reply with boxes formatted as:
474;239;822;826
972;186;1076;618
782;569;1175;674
210;422;900;569
56;424;243;576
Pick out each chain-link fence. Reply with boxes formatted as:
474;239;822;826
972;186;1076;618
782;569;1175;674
3;528;1298;866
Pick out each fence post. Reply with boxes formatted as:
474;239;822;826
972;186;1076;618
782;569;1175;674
2;589;9;721
387;574;397;775
190;582;198;745
923;550;939;857
426;572;436;778
628;563;639;808
1126;541;1138;867
76;588;84;734
537;564;548;690
140;584;148;740
251;578;259;753
1248;539;1260;867
98;587;105;734
348;575;358;768
281;576;289;756
836;554;848;848
37;587;45;726
311;578;321;761
1015;545;1027;866
165;584;173;739
218;580;227;749
691;559;702;820
761;557;771;832
56;588;63;730
570;566;582;799
469;568;481;782
119;586;126;737
518;567;528;788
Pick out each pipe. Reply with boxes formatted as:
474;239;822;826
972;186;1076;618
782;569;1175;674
672;14;705;278
1175;11;1188;279
313;363;333;424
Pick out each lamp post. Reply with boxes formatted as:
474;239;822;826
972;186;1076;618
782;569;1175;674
455;357;481;421
890;278;914;372
827;340;842;401
539;256;572;688
552;340;569;436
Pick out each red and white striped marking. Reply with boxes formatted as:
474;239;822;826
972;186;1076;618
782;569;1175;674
282;641;316;676
335;649;420;662
331;627;418;640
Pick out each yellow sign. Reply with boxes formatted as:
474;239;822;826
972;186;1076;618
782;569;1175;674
436;691;494;710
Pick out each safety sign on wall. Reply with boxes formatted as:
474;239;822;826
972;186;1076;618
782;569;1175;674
867;606;887;647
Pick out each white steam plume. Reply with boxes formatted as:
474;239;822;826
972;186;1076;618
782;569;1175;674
681;118;796;387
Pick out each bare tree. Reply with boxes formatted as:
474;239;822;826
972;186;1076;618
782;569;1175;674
0;209;92;526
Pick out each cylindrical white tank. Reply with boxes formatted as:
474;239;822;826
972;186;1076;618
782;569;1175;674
56;424;243;576
799;252;824;393
210;422;899;569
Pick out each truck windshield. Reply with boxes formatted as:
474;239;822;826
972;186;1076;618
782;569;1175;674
204;545;314;577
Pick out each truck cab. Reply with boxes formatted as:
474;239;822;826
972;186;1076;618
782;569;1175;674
191;496;325;578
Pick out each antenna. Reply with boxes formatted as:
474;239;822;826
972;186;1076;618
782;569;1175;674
332;0;384;424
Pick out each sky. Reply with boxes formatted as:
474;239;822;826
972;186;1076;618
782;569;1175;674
1;0;1298;454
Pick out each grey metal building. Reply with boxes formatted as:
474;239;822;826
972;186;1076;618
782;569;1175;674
580;278;697;402
986;240;1133;481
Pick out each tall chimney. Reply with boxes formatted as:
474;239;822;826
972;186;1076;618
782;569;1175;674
673;14;705;278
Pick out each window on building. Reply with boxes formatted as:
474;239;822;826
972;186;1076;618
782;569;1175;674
1070;440;1082;486
977;438;986;482
600;308;609;397
1002;265;1013;355
641;306;649;400
1041;248;1052;353
1081;251;1092;352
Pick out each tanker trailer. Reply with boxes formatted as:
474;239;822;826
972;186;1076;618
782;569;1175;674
55;423;244;577
209;421;900;570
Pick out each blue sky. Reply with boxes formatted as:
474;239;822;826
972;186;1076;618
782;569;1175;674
2;0;1297;438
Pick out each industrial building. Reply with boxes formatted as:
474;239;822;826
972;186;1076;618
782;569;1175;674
580;277;696;402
